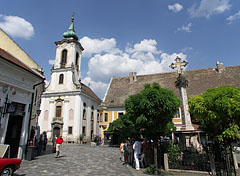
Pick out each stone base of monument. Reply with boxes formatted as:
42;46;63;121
180;125;195;131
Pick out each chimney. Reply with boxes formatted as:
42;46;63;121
129;72;137;83
216;61;225;73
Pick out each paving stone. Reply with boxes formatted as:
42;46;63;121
14;144;133;176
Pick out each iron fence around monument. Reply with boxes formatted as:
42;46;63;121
168;150;210;172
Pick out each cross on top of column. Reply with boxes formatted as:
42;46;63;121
169;56;188;75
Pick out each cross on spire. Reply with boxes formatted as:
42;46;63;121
72;12;75;22
169;56;188;75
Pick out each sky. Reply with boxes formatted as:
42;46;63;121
1;0;240;99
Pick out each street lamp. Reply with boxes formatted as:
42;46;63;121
35;107;41;127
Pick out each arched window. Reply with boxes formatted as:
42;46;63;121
61;49;67;68
83;103;86;120
75;52;79;68
56;106;62;117
59;74;64;84
91;106;94;121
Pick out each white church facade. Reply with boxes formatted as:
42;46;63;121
39;16;102;143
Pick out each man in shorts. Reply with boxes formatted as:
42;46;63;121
55;135;64;158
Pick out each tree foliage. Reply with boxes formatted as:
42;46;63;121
125;83;180;140
189;86;240;143
108;83;180;141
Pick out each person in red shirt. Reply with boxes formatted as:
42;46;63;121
55;135;64;158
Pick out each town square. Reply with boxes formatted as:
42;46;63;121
1;0;240;176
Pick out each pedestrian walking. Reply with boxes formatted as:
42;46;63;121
119;141;124;162
123;140;129;165
55;135;64;158
133;137;142;170
52;135;57;153
43;132;48;151
37;134;43;156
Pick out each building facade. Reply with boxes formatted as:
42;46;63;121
38;17;101;143
0;48;44;159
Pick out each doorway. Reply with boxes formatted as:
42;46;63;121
5;115;23;158
53;127;60;137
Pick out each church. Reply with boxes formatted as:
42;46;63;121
38;16;101;143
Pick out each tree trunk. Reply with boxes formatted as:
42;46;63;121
154;141;158;175
225;146;231;176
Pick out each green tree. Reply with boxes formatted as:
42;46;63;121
108;113;136;141
189;86;240;175
189;86;240;143
125;83;180;174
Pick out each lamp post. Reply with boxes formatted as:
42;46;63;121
35;108;41;128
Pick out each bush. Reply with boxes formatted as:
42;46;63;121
167;143;181;168
145;164;156;174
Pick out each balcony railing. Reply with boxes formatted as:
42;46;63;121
52;117;63;123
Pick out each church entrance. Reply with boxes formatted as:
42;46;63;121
4;115;23;158
53;127;60;137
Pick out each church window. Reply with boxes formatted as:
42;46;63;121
83;109;86;120
56;106;62;117
82;126;86;136
59;74;64;84
68;126;73;135
91;106;94;121
44;110;49;121
75;52;79;68
91;112;94;121
104;113;108;122
69;109;74;120
61;49;67;68
118;112;124;119
83;102;86;120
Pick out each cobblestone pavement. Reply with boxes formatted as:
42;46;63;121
15;144;134;176
14;144;239;176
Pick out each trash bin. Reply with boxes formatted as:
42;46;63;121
25;146;36;161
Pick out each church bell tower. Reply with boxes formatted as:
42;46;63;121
50;14;84;91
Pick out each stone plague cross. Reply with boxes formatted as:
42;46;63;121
170;56;194;131
169;56;188;75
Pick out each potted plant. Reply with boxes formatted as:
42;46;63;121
79;134;84;144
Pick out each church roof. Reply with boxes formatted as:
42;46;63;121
63;15;78;41
81;83;102;103
103;64;240;108
0;48;45;79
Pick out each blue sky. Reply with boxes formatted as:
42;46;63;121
1;0;240;99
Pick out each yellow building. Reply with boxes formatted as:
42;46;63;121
0;28;41;70
99;107;125;142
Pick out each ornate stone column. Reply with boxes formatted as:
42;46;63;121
170;56;194;131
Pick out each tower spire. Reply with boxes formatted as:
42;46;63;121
63;13;78;40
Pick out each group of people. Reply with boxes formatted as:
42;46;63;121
120;137;148;171
36;131;48;155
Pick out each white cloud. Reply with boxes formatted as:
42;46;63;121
177;23;192;32
0;14;34;39
182;47;193;52
48;59;55;65
188;0;231;18
168;3;183;12
80;36;121;57
226;11;240;24
82;77;108;98
80;37;188;98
